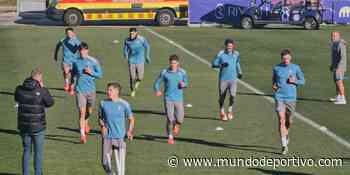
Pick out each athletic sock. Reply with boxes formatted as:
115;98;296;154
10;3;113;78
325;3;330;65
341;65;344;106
168;135;174;139
64;79;69;84
281;136;288;147
228;106;233;113
80;128;85;136
220;108;225;113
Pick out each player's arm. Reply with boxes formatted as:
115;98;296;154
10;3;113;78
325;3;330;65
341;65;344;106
123;40;129;60
211;53;221;68
143;38;151;63
272;68;278;91
125;103;135;140
180;71;189;88
337;42;347;71
154;71;164;96
295;66;305;85
236;55;243;79
88;62;103;79
54;41;62;62
98;102;107;137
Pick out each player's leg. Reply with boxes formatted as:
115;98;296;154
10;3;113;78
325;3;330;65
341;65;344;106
335;71;346;104
84;92;96;134
33;131;44;175
173;101;184;136
102;138;113;175
218;81;228;121
129;64;137;97
276;101;288;154
285;102;296;145
76;93;88;143
134;64;144;90
21;133;32;175
165;101;176;144
227;80;237;120
114;140;126;175
63;63;72;91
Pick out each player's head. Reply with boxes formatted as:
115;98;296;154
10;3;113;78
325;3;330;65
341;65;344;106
79;42;89;58
224;38;235;52
331;31;341;42
31;67;43;82
107;82;122;99
169;54;180;71
129;28;138;39
65;28;75;39
281;48;292;65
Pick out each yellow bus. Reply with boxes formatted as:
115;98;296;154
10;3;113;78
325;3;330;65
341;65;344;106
47;0;188;26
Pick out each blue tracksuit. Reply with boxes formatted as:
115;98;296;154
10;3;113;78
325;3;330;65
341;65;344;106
212;50;242;81
72;56;103;94
99;99;133;139
123;35;150;64
59;37;81;64
154;68;189;102
273;63;305;102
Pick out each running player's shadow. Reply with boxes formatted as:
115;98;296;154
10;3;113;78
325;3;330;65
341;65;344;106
237;92;330;103
249;168;314;175
136;134;281;155
0;173;20;175
57;126;100;135
132;109;221;121
47;88;130;97
0;128;80;144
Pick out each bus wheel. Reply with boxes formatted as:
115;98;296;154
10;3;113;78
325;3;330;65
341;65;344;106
64;9;83;26
156;9;175;26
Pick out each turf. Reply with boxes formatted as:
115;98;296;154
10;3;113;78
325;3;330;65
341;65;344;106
0;26;349;175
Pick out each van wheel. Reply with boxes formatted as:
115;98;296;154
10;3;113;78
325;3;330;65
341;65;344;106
64;9;83;26
156;9;175;26
241;16;254;29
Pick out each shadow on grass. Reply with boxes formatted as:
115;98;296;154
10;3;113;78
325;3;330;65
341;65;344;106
56;126;100;135
0;128;80;144
0;90;65;99
0;173;20;175
133;109;221;121
135;134;281;155
237;92;330;103
47;87;130;97
249;168;314;175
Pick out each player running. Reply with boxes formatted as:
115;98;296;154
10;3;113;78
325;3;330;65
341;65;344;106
99;82;135;175
123;28;151;97
272;49;305;155
329;31;347;104
211;39;242;121
154;54;189;145
54;28;81;95
72;42;103;144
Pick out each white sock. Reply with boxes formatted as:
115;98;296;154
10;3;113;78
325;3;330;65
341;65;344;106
168;135;174;139
220;108;225;113
228;106;233;113
80;128;85;136
65;79;69;84
281;136;287;147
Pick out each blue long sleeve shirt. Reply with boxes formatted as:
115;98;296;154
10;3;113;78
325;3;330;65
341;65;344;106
59;37;81;64
154;68;189;102
212;50;242;81
123;35;150;64
273;63;305;102
72;56;103;94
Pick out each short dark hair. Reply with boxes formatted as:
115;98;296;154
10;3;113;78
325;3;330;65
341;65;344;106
281;48;292;58
31;67;42;78
129;28;137;32
107;82;122;93
65;27;74;33
169;54;180;62
79;42;89;51
224;38;235;46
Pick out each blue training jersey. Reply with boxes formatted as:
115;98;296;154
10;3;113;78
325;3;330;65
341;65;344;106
99;99;133;139
273;63;305;102
123;35;150;64
60;37;81;64
212;50;242;81
72;56;103;94
154;68;189;102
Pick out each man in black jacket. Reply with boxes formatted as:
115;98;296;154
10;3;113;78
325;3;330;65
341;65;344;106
14;68;54;175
